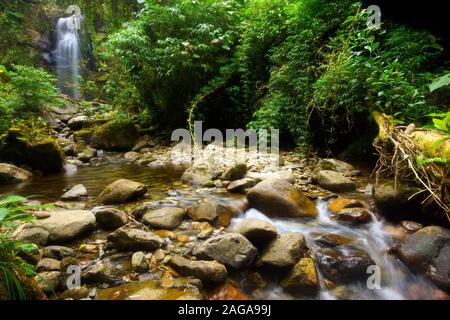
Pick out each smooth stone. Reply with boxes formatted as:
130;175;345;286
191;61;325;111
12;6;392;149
0;163;33;184
169;255;228;283
61;184;88;201
36;258;61;272
132;251;149;273
43;246;75;260
107;223;166;252
316;170;356;192
281;257;319;293
97;179;147;205
233;219;278;248
258;233;307;269
94;207;129;230
142;207;186;230
193;233;257;269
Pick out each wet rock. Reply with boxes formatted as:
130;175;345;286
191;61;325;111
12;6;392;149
124;151;140;162
132;251;149;273
334;208;372;224
142;207;186;230
317;159;355;175
187;201;218;222
327;198;365;213
192;222;214;239
281;258;319;293
82;263;120;285
258;233;306;269
43;246;75;260
315;247;375;283
0;163;32;185
233;219;278;248
53;201;86;210
94;208;128;230
193;233;257;269
401;221;423;233
0;126;65;173
169;255;228;283
208;282;248;300
61;184;87;201
35;271;61;295
315;170;356;193
21;210;96;243
76;146;97;163
68;115;89;130
397;226;450;273
427;244;450;290
107;223;166;252
247;179;318;218
221;164;248;181
60;286;90;300
91;119;139;151
15;227;49;246
314;233;353;247
97;179;147;205
227;178;259;193
36;258;61;272
181;167;213;186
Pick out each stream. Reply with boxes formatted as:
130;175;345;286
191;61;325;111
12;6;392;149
1;154;442;300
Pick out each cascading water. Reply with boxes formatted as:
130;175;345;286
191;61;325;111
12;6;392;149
54;14;81;99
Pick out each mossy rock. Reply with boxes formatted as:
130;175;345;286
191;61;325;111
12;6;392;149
91;119;139;151
0;127;65;173
73;128;93;144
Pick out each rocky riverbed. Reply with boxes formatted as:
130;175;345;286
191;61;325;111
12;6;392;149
0;103;449;300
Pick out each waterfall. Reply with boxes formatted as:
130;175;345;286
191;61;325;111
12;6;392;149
54;15;81;99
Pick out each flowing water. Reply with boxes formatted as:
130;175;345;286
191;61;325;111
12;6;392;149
0;156;441;299
54;16;81;99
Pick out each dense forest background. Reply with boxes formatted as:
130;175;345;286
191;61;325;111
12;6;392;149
1;0;449;159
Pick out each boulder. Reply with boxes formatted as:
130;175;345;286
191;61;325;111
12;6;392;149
258;233;306;269
43;246;75;260
124;151;141;162
97;179;147;205
94;208;128;230
15;227;49;246
107;223;166;252
247;179;318;218
76;146;97;163
131;251;149;273
68;115;90;130
187;201;218;222
333;208;372;224
396;226;450;273
61;184;88;201
82;263;120;285
181;167;213;186
132;135;156;152
315;170;356;192
280;258;319;293
227;178;259;193
427;244;450;290
315;247;375;282
60;286;90;300
91;119;139;151
35;258;61;272
0;163;32;185
314;233;353;248
169;255;228;283
193;233;257;269
221;164;248;181
21;210;96;243
0;127;65;173
142;207;186;230
327;198;365;213
233;219;278;248
373;182;423;219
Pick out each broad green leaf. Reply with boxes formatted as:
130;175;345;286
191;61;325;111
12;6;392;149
0;208;9;223
429;73;450;92
433;118;448;132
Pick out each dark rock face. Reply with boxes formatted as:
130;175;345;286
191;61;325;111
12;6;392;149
91;119;139;151
315;247;375;283
396;226;450;290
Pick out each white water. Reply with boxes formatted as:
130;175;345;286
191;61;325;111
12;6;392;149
230;199;437;300
54;16;81;99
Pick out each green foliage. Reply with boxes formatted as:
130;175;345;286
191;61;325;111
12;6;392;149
426;112;450;136
0;65;63;134
0;195;39;300
430;73;450;92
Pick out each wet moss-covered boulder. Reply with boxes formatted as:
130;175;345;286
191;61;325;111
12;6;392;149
0;126;64;173
91;119;139;151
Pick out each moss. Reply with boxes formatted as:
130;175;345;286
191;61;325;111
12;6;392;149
73;128;94;143
91;119;139;151
0;126;65;173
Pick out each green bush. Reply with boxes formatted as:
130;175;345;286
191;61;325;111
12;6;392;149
0;65;63;134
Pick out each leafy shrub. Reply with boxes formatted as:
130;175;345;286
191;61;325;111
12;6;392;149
0;65;63;134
